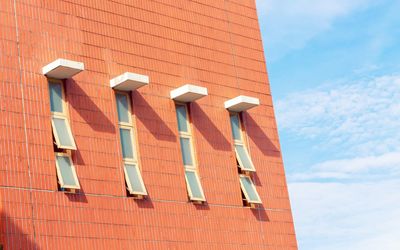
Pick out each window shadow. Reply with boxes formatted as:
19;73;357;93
251;204;270;222
252;172;263;187
190;103;231;151
134;197;155;209
243;114;281;157
65;79;116;134
131;92;176;142
64;189;89;203
1;211;40;249
194;201;210;210
72;149;85;165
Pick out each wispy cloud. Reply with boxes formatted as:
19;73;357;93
256;0;375;61
290;151;400;181
257;1;400;249
314;152;400;173
289;180;400;250
277;74;400;248
276;75;400;156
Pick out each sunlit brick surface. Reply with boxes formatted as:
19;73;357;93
0;0;297;249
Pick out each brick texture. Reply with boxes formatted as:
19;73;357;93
0;0;297;249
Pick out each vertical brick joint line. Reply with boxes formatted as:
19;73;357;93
12;0;37;244
223;0;240;90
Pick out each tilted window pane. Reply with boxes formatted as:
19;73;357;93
235;144;255;171
120;128;134;159
179;137;193;166
240;176;261;203
125;163;146;194
185;171;204;200
176;105;188;132
56;155;78;187
116;93;130;123
49;82;63;113
53;117;74;147
230;115;242;141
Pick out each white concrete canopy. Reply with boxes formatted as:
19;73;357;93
42;58;84;79
110;72;149;91
224;95;260;112
170;84;208;102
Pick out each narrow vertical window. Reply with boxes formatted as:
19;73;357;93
55;153;80;189
175;104;205;202
229;113;261;205
115;92;147;196
239;175;261;204
48;80;80;191
230;114;255;172
49;80;77;150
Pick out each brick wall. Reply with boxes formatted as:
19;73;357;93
0;0;297;249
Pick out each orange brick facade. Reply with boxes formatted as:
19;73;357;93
0;0;297;249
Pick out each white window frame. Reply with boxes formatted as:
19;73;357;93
229;113;262;205
51;115;77;150
239;174;262;204
55;152;80;190
115;91;147;196
119;125;137;162
184;169;206;201
123;163;147;196
234;144;256;172
230;113;256;172
176;103;206;202
49;80;77;150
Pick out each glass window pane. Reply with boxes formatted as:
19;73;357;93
185;171;203;199
120;128;134;159
230;115;242;140
176;105;188;132
240;176;260;202
49;82;63;113
53;117;74;147
179;137;193;166
125;164;145;193
56;155;78;187
235;144;254;171
116;93;130;123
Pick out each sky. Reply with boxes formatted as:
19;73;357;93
255;1;400;249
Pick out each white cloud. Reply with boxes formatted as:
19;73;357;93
257;2;400;249
289;180;400;250
290;151;400;181
256;0;374;61
278;75;400;248
276;75;400;156
314;151;400;173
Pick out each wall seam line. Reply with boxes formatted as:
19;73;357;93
12;0;37;246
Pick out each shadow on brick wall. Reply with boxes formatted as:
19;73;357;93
132;92;176;142
135;197;154;209
194;202;210;210
251;205;270;222
73;149;86;165
252;173;263;187
191;103;231;151
66;79;116;134
0;211;39;249
65;190;88;203
243;114;281;157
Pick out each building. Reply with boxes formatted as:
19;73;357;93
0;0;297;249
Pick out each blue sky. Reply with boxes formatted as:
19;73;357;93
256;1;400;249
